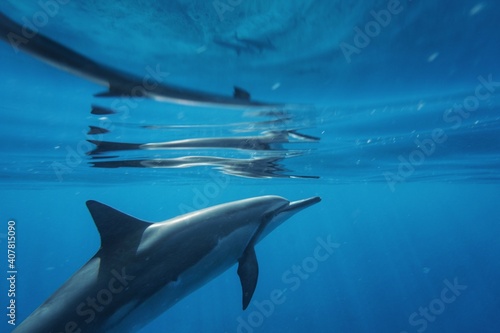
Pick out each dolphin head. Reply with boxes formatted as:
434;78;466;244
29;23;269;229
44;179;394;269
255;195;321;243
234;195;321;309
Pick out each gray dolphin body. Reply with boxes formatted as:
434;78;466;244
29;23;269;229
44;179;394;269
0;12;280;108
13;195;321;333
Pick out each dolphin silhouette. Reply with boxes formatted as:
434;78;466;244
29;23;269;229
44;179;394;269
0;12;281;108
13;195;321;333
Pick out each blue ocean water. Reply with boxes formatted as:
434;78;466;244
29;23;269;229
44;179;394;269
0;1;499;333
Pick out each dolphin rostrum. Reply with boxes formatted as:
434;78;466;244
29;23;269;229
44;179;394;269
13;195;321;333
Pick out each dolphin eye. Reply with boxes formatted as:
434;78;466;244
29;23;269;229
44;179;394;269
262;212;274;222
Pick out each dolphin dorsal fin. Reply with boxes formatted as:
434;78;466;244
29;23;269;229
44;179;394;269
233;86;251;101
237;246;259;310
86;200;152;250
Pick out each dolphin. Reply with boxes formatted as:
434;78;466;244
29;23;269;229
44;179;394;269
89;155;319;179
86;130;320;155
0;12;281;108
87;130;298;154
13;195;321;333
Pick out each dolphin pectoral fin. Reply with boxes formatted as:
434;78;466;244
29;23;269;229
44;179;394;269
237;247;259;310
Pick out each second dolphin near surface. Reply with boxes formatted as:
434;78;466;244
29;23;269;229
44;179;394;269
0;12;282;108
13;195;321;333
